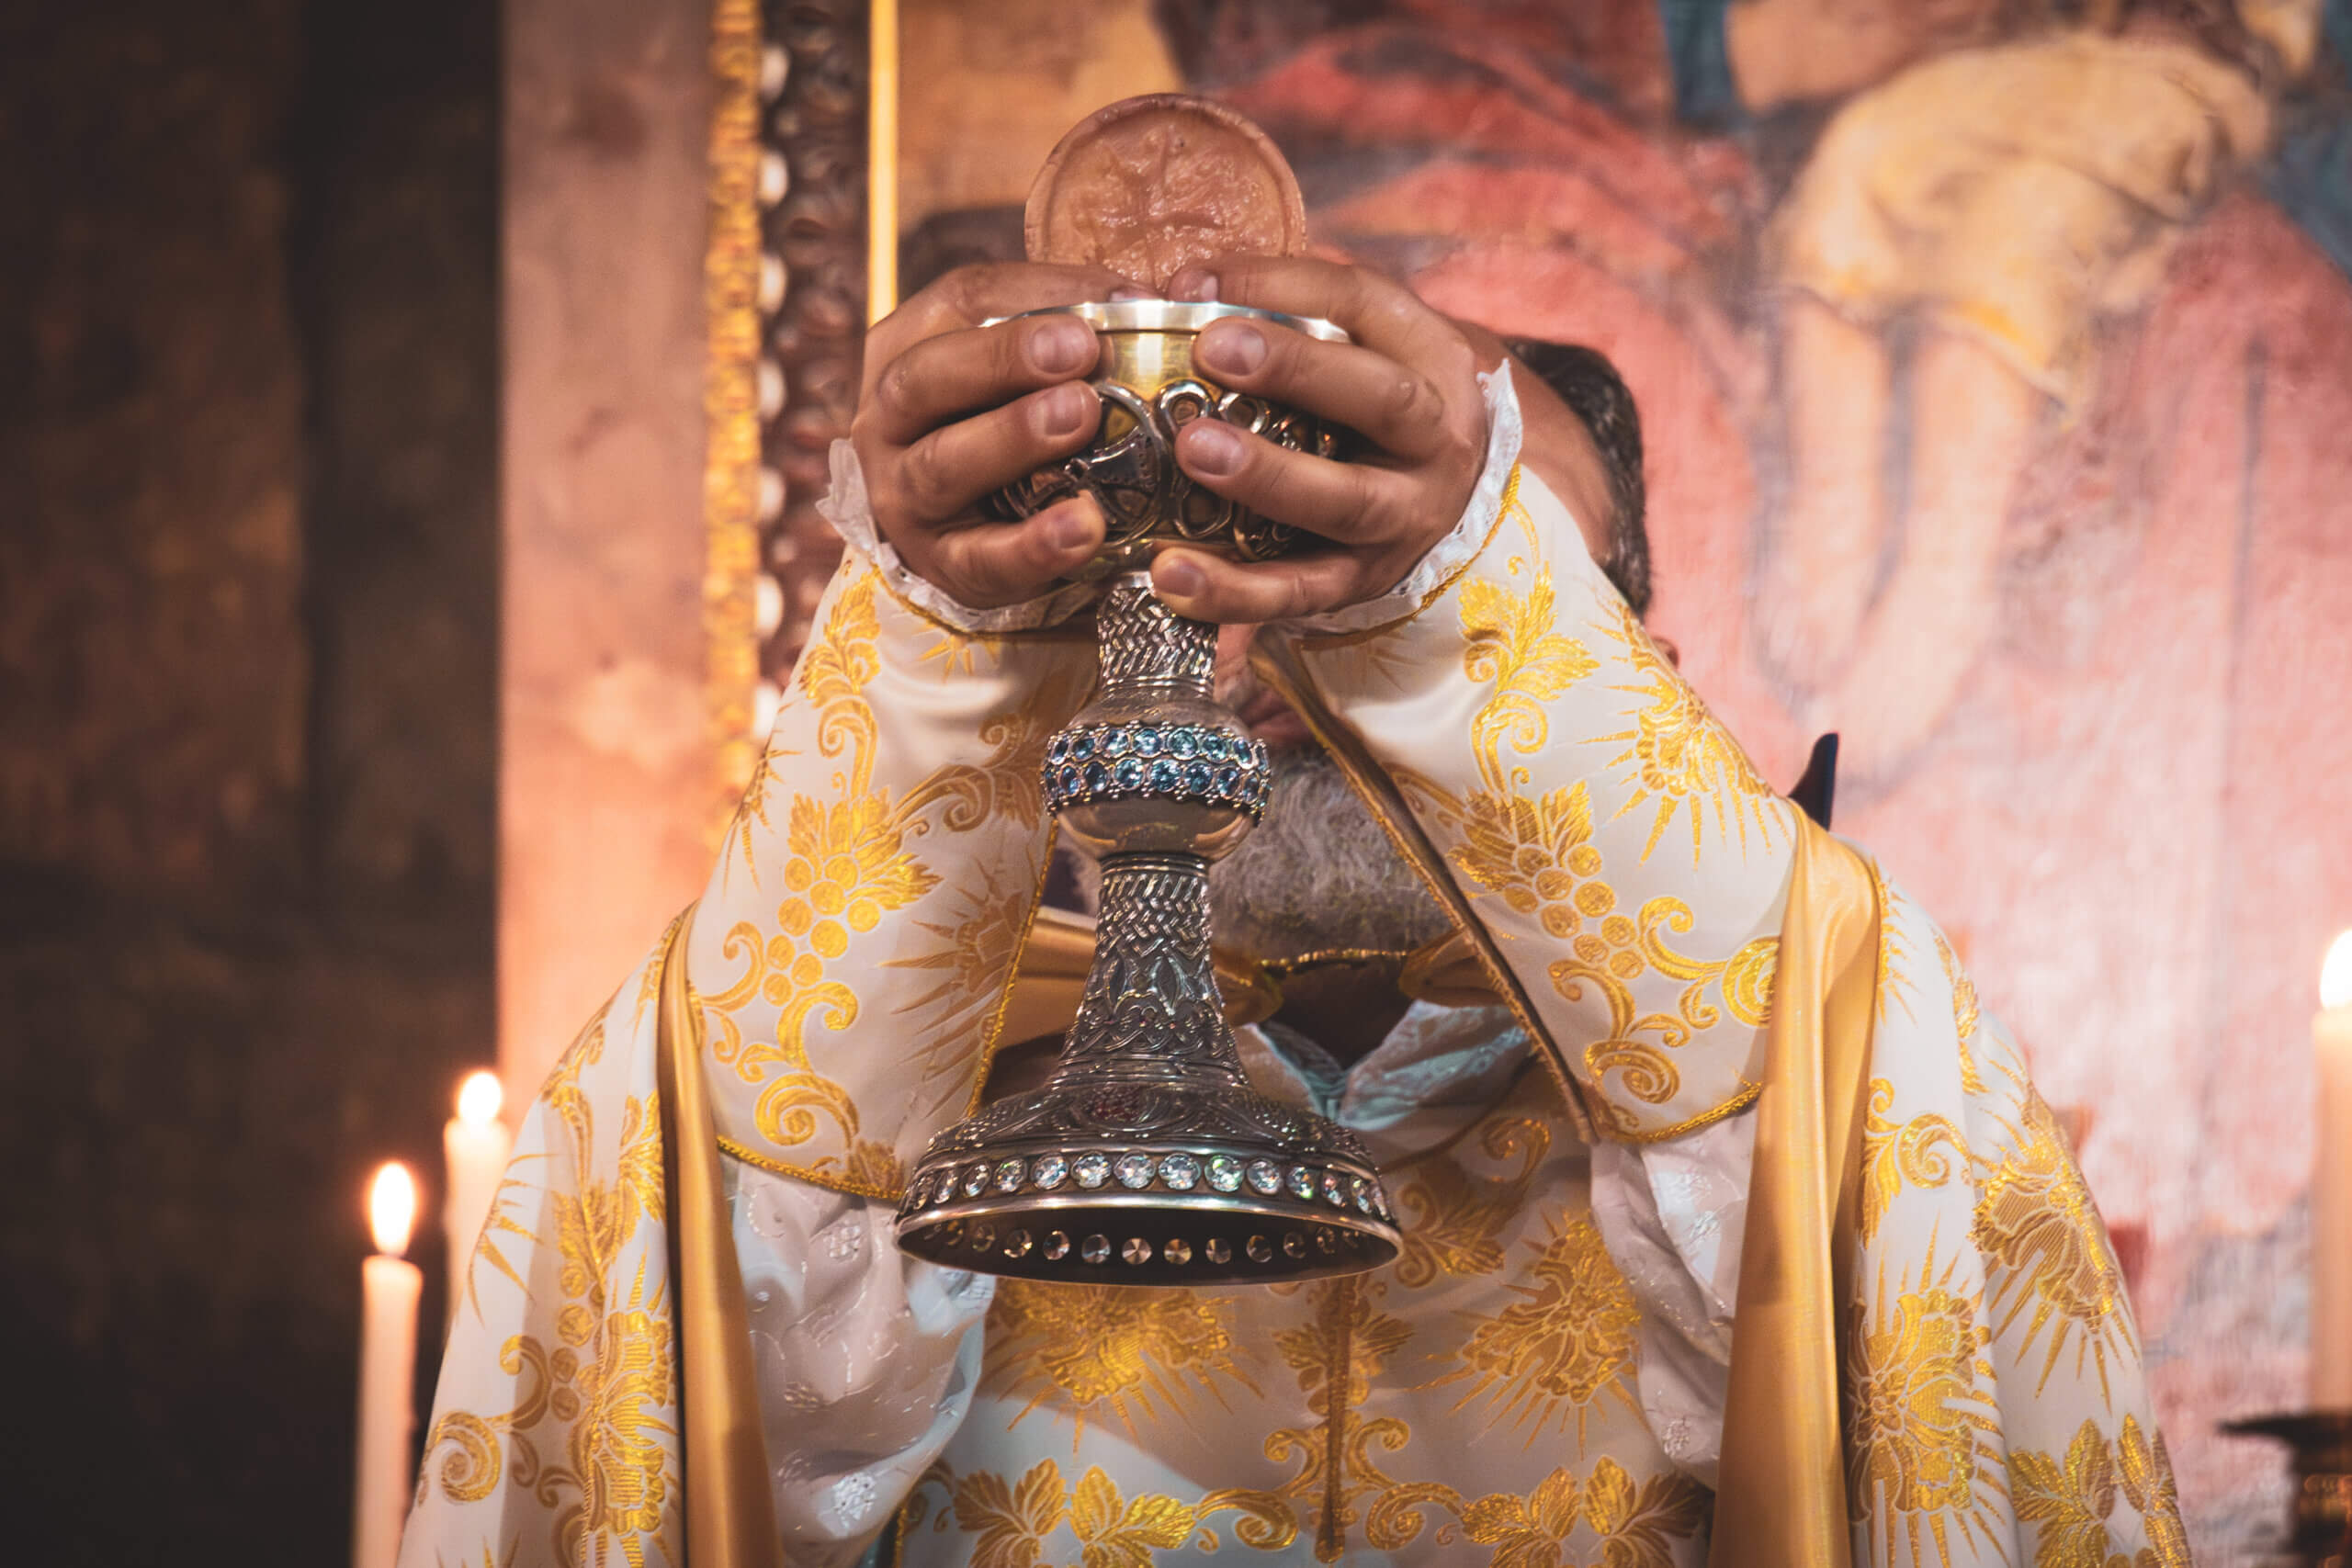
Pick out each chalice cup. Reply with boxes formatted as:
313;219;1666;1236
893;299;1402;1284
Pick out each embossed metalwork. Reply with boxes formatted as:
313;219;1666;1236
979;300;1349;575
897;353;1399;1280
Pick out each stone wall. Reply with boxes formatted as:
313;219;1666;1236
0;0;497;1558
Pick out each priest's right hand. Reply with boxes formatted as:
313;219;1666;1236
852;262;1135;608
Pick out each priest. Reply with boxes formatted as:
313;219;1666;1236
400;254;2185;1567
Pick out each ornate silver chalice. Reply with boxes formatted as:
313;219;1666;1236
892;299;1402;1285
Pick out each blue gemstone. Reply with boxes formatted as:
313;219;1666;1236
1047;736;1068;763
1133;727;1161;757
1252;739;1269;768
1083;761;1107;791
1149;759;1180;792
1201;732;1224;761
1114;757;1143;788
1058;765;1080;791
1216;765;1238;794
1170;728;1199;760
1100;728;1129;758
1183;762;1211;793
1071;733;1095;761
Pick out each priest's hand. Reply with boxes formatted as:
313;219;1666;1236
852;262;1133;608
1144;257;1489;624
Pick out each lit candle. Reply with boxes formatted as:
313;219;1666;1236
2314;931;2352;1408
355;1163;422;1568
442;1070;512;1324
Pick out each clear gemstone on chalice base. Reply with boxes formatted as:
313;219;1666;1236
1206;1155;1244;1192
1114;1154;1155;1190
1159;1153;1200;1190
1031;1154;1069;1190
1072;1153;1113;1190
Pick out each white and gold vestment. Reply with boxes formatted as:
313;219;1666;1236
401;371;2185;1568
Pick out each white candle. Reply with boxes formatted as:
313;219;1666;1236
355;1163;422;1568
442;1071;512;1324
2314;931;2352;1408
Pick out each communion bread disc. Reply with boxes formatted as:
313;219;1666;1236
1025;94;1307;293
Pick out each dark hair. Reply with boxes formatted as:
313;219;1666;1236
1501;338;1651;615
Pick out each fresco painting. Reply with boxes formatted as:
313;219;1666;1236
896;0;2352;1554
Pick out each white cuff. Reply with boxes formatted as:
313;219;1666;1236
1270;359;1527;637
816;439;1098;634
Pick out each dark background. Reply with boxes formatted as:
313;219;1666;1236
0;0;497;1556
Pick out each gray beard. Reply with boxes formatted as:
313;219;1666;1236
1063;747;1453;960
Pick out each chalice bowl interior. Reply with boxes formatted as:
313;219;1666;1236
893;299;1403;1284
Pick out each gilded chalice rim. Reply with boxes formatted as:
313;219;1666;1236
982;298;1350;343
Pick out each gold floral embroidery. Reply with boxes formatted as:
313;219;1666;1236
2011;1415;2188;1568
1973;1081;2136;1400
1934;927;1988;1095
1859;1077;1972;1243
1363;1459;1708;1566
1589;600;1780;863
1844;1237;2007;1568
983;1282;1258;1441
933;1458;1299;1566
1391;1114;1553;1286
1872;861;1917;1022
1266;1277;1415;1562
420;1002;676;1568
1437;1212;1640;1448
1383;528;1780;1135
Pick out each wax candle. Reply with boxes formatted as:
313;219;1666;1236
355;1163;422;1568
2314;931;2352;1408
442;1071;512;1324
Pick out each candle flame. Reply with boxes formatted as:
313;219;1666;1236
2325;931;2352;1011
457;1069;503;1128
369;1162;417;1258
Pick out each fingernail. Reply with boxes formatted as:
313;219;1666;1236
1198;322;1265;376
1170;269;1218;302
1047;503;1094;551
1154;553;1206;598
1182;420;1244;476
1109;285;1155;302
1032;320;1093;375
1041;382;1093;437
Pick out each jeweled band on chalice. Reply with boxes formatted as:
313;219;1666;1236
893;302;1400;1285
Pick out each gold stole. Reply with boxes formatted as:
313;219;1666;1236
655;908;786;1568
1708;818;1879;1568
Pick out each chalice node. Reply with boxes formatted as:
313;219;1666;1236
893;299;1402;1285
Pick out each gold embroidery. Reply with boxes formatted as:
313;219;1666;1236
1363;1459;1709;1566
1859;1077;1972;1243
2117;1414;2191;1567
933;1458;1300;1565
1844;1237;2007;1568
1934;927;1989;1095
1590;600;1781;864
2011;1415;2188;1568
1392;1114;1553;1286
1872;861;1917;1022
1385;529;1780;1136
1266;1277;1415;1561
983;1282;1258;1442
421;1003;677;1568
1437;1211;1640;1449
1973;1082;2136;1401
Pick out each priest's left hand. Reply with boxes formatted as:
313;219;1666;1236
1143;257;1488;624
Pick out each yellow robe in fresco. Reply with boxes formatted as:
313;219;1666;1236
399;374;2185;1568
